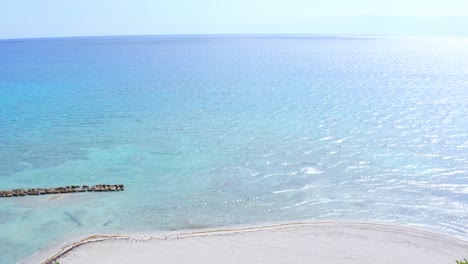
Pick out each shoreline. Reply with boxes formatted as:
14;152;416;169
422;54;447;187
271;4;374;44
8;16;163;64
27;221;468;264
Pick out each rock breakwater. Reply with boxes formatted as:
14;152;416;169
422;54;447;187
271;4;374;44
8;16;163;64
0;184;124;198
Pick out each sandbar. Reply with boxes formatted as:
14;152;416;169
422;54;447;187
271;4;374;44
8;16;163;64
34;221;468;264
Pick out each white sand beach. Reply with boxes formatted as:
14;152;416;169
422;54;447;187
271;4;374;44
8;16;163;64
36;221;468;264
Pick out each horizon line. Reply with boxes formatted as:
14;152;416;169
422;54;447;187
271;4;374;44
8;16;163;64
2;33;468;42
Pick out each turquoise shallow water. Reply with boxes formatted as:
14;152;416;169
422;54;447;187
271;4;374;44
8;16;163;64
1;35;468;263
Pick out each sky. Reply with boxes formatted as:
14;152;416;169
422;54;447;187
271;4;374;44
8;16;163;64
1;0;468;39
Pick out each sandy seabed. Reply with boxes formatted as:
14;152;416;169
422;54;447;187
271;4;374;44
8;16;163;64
29;221;468;264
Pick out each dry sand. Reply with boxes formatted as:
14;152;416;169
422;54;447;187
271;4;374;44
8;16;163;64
38;222;468;264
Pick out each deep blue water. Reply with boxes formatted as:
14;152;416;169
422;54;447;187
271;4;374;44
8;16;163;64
1;35;468;263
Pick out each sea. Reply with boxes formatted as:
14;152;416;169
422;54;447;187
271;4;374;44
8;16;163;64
0;35;467;263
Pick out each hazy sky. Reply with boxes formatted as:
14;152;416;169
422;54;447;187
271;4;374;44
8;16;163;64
1;0;468;39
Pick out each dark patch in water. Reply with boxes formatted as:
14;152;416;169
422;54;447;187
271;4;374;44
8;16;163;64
64;211;83;227
0;209;15;224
